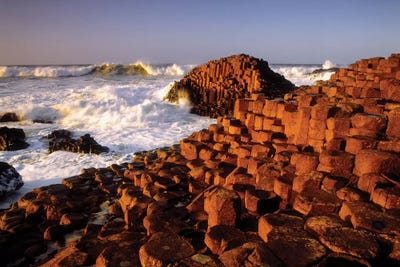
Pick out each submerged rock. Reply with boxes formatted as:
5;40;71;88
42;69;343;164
165;54;294;118
0;162;24;198
0;126;29;151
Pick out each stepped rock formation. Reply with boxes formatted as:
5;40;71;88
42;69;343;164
165;54;295;117
1;54;400;266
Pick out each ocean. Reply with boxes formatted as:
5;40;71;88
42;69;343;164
0;61;337;208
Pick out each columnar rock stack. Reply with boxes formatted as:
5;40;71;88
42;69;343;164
165;54;295;117
1;54;400;266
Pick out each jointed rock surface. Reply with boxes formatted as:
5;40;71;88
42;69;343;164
1;54;400;266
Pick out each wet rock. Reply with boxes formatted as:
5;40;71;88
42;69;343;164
0;162;24;198
48;130;109;154
0;112;19;122
0;126;29;151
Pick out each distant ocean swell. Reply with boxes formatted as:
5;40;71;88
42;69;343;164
0;62;191;78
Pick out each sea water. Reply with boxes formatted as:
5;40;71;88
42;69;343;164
0;60;338;208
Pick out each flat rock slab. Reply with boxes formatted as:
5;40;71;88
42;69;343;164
95;244;141;267
258;213;304;242
204;225;247;255
319;227;380;259
218;242;283;267
139;232;195;266
339;201;400;235
266;233;327;267
305;215;347;236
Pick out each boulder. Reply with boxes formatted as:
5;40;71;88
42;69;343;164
354;149;400;177
0;112;19;122
165;54;294;117
0;126;29;151
48;130;109;154
204;225;247;255
0;162;24;198
218;242;282;267
204;187;241;228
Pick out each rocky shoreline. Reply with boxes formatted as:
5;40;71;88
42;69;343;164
1;54;400;266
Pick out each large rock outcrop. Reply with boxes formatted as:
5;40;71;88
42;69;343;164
0;126;29;151
0;162;23;198
165;54;294;117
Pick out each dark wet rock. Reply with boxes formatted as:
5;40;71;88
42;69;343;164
0;162;24;198
0;126;29;151
0;112;19;122
48;130;109;154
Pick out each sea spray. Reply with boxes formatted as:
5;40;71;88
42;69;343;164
0;61;335;208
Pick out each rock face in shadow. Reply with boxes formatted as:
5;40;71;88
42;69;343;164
0;162;23;198
0;113;19;122
0;126;29;151
165;54;295;118
48;129;109;154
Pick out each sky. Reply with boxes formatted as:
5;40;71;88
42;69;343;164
0;0;399;65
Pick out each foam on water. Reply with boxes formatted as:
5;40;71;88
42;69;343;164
0;75;214;208
0;63;191;78
0;61;336;208
271;59;340;86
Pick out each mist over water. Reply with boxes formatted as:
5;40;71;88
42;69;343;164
0;62;336;208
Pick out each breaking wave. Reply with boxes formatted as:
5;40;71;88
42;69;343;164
0;62;189;78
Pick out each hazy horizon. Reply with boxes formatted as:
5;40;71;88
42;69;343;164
1;0;399;66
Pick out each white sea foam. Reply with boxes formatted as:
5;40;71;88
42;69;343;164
0;74;214;208
0;65;96;78
322;60;336;69
137;62;186;76
271;60;338;86
0;63;191;78
0;61;335;208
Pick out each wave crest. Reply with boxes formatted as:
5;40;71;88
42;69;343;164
0;63;189;78
0;65;95;78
